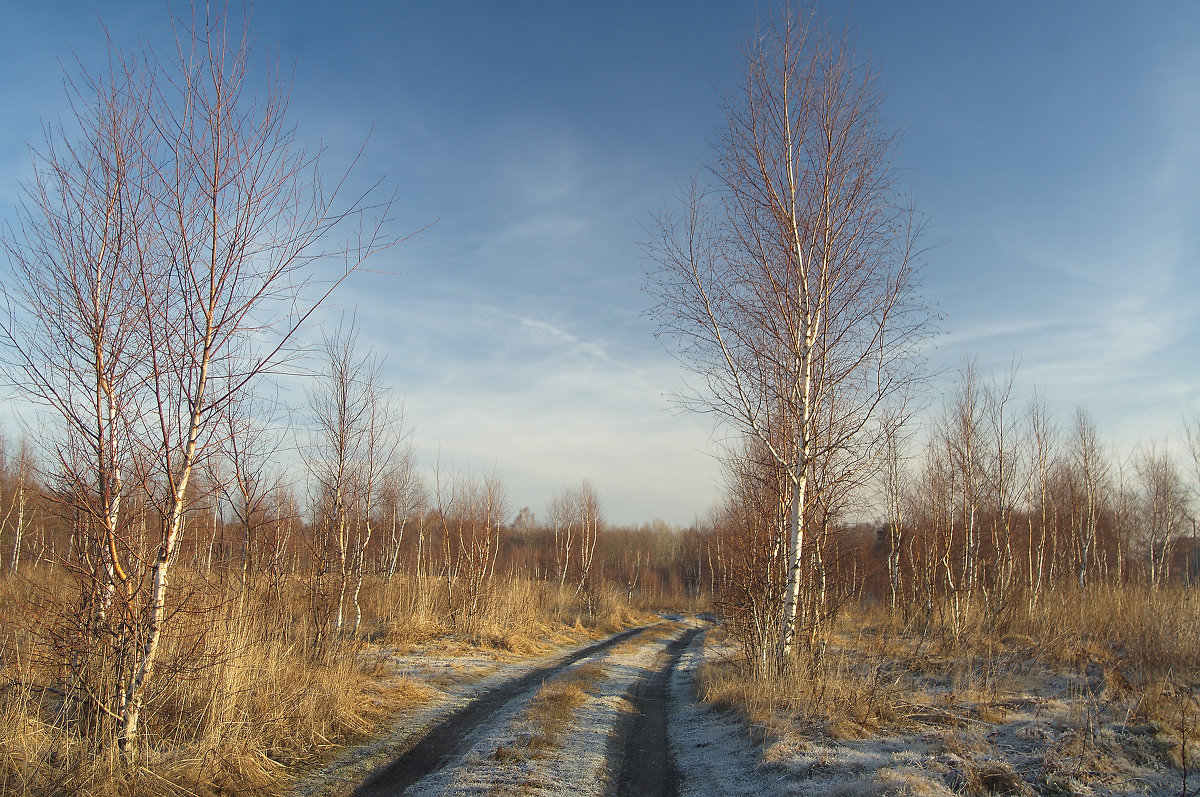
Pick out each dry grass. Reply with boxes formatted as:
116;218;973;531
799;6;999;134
0;567;640;797
491;661;609;762
0;580;388;796
701;584;1200;793
359;577;648;650
698;626;912;741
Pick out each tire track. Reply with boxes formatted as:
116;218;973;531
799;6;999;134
351;623;655;797
612;624;707;796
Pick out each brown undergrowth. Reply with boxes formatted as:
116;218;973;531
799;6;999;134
0;569;643;797
699;584;1200;794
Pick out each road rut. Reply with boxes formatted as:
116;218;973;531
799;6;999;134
352;623;651;796
350;619;707;796
613;625;706;796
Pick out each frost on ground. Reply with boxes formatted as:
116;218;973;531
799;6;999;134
290;629;593;797
292;617;1196;797
670;630;795;796
289;621;698;797
674;631;1199;797
405;622;693;796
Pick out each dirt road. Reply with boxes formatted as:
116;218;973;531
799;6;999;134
351;620;706;796
614;625;706;795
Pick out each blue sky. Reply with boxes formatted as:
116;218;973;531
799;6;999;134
2;2;1199;525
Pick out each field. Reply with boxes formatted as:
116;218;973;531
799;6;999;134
695;586;1200;796
5;558;1197;797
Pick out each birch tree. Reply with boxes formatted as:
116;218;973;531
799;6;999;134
549;488;576;591
646;9;929;667
879;411;911;612
120;7;396;752
547;480;602;599
435;470;507;628
0;437;37;574
0;37;158;745
382;449;424;583
1023;393;1057;608
1;6;395;757
214;390;288;591
0;41;152;621
1068;408;1107;589
306;321;408;637
1133;444;1189;588
573;481;602;600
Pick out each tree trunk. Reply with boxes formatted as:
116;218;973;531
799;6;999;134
779;465;807;664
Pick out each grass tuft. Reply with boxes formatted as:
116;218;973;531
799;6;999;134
490;661;608;764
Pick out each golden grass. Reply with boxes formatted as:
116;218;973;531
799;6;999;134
0;588;388;796
692;583;1200;797
0;567;641;797
491;661;609;762
701;583;1200;772
698;626;915;741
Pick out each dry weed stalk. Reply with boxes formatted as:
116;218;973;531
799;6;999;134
492;661;608;762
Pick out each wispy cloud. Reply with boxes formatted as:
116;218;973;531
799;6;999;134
317;291;717;525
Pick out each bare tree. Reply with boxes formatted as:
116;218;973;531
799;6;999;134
435;469;507;629
1068;408;1108;590
545;481;602;601
382;446;424;583
1186;412;1200;495
0;437;37;574
573;481;602;601
1133;444;1189;588
0;39;153;632
1023;392;1057;608
938;361;986;622
548;488;576;592
714;440;790;674
1184;413;1200;583
981;364;1020;621
347;353;409;635
879;410;911;612
306;320;407;637
0;35;161;750
121;5;397;751
212;389;288;592
647;9;929;666
1;6;395;757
